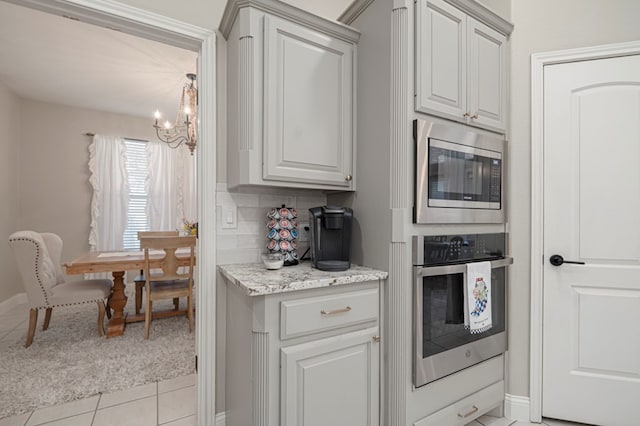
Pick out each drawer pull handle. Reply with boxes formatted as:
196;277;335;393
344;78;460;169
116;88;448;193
320;306;352;316
457;405;479;419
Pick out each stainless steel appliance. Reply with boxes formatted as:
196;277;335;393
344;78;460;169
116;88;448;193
309;206;353;271
413;233;513;387
414;119;505;224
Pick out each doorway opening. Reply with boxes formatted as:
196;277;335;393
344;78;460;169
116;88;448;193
0;0;216;423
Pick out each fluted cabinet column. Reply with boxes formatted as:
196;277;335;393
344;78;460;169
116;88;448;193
388;2;410;426
252;331;269;426
238;35;255;152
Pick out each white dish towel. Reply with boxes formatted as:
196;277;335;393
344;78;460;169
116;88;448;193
464;261;493;334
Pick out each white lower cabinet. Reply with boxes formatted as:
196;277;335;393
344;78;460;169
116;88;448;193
281;328;379;426
413;380;504;426
223;280;381;426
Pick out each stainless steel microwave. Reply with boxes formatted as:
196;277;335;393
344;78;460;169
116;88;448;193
414;120;505;224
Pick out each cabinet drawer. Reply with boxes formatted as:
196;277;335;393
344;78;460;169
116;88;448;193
280;288;379;340
414;380;504;426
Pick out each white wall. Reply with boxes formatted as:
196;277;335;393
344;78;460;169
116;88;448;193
17;99;160;272
3;102;155;299
0;81;22;304
477;0;510;22
506;0;640;398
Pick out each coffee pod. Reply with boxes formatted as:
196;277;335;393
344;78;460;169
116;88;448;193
268;228;280;241
267;208;281;219
279;219;292;230
267;219;280;230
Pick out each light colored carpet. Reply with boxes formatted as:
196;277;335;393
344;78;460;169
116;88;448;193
0;289;195;419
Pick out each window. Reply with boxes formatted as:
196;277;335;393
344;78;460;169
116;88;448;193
123;139;149;250
89;134;195;253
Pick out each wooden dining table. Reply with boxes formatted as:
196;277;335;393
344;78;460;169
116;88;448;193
64;249;195;337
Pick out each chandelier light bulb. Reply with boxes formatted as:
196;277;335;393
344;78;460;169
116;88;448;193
164;120;172;130
154;110;161;120
184;106;191;115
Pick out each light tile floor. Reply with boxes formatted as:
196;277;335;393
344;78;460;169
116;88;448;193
0;303;196;426
0;374;196;426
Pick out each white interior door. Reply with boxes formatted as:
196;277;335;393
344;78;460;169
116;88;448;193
543;54;640;425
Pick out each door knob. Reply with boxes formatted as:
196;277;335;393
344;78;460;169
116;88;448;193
549;254;585;266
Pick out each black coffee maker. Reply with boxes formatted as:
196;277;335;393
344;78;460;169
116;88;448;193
309;206;353;271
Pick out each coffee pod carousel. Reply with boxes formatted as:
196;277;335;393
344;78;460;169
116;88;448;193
266;205;299;266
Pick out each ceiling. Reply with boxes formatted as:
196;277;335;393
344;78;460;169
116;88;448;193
0;1;197;120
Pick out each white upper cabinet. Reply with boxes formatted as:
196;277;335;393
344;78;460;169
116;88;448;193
416;0;467;121
416;0;510;133
466;17;507;131
221;0;359;190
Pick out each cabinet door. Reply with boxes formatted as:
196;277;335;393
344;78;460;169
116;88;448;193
466;17;507;132
264;15;354;188
281;327;379;426
415;0;467;121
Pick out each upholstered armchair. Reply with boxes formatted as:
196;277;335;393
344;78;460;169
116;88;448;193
8;231;113;347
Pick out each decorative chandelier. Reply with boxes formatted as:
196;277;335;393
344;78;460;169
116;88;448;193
153;73;197;155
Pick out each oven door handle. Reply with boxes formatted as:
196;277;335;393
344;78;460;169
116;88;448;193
415;256;513;277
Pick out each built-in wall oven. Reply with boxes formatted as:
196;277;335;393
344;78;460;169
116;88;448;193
413;233;513;387
414;119;506;224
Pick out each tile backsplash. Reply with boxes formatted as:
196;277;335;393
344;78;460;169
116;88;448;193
215;183;327;265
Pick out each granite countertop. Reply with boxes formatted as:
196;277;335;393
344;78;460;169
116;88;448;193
218;261;388;296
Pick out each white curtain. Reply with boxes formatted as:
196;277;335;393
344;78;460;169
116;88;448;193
147;140;197;231
88;134;129;252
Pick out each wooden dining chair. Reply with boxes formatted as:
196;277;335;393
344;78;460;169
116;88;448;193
134;231;179;315
140;235;196;339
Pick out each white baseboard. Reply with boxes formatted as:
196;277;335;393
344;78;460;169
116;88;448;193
0;292;27;315
505;393;530;422
216;412;226;426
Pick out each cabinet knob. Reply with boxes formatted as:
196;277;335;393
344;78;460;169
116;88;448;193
345;175;353;182
373;335;381;343
470;112;478;119
463;112;470;117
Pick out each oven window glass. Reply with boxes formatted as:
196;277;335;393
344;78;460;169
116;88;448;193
428;142;501;204
421;267;505;359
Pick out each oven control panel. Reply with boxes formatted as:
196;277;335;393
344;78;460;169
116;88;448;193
413;233;506;266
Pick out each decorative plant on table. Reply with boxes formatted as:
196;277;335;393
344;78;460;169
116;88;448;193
182;218;198;237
